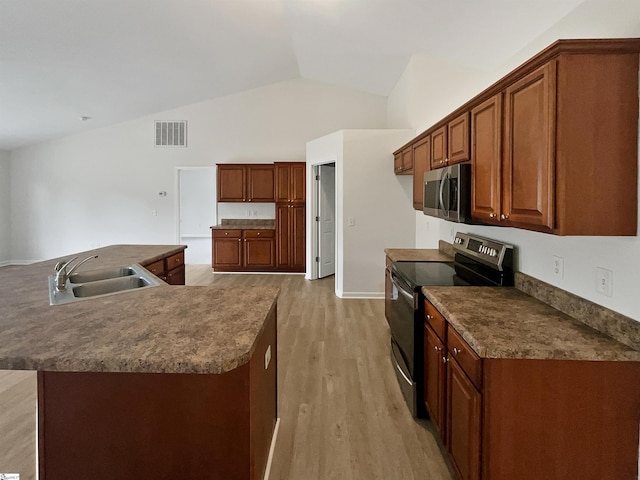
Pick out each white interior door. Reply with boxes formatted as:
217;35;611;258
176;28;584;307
318;164;336;278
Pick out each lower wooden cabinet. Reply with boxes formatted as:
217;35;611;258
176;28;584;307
141;249;186;285
213;229;275;272
447;356;481;480
423;299;640;480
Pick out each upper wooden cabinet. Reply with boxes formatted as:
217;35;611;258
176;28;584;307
275;162;306;204
412;136;431;210
399;38;640;236
217;164;275;203
471;94;503;221
432;112;470;169
503;63;555;230
394;145;414;175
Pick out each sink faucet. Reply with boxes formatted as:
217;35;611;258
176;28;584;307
54;255;98;291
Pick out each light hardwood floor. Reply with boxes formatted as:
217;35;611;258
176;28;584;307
188;266;452;480
0;267;452;480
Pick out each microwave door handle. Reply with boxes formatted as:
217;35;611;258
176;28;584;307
439;173;450;216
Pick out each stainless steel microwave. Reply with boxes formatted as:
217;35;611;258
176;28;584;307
423;164;471;223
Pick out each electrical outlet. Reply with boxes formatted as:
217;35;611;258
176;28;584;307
151;209;157;216
245;210;250;217
252;210;258;217
596;267;613;297
553;255;564;279
264;345;271;370
348;217;355;227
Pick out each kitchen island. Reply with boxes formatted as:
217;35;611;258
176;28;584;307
0;245;279;480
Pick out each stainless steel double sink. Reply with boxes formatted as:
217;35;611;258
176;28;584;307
48;264;162;305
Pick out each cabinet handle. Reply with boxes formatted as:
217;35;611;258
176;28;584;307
445;158;449;164
442;356;448;364
489;213;496;219
426;314;432;320
257;232;261;236
434;346;442;352
500;214;509;220
453;347;461;355
225;232;228;236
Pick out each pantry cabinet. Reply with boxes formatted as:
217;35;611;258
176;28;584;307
275;162;305;272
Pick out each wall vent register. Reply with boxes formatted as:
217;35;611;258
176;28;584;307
155;120;187;147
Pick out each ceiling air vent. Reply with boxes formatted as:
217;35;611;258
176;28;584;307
155;121;187;147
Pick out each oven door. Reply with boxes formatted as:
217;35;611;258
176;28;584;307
388;269;417;377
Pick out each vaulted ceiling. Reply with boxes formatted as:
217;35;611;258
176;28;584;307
0;0;592;150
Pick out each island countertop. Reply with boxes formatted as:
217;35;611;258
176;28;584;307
0;245;279;374
422;286;640;362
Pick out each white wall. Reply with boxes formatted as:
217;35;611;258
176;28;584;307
9;78;387;263
0;151;10;265
387;0;640;321
306;129;415;297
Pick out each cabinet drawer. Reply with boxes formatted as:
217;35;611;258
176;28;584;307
145;259;165;276
424;300;446;341
243;229;274;238
447;327;482;389
213;229;242;238
166;251;184;269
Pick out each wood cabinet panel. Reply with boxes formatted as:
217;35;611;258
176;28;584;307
218;164;275;203
290;163;306;203
275;162;306;204
244;234;275;269
471;94;502;223
447;357;481;480
246;165;275;202
165;264;185;285
431;126;447;169
447;327;482;389
448;112;470;164
424;323;446;441
412;136;430;210
144;259;165;277
424;299;446;341
213;236;243;269
503;62;556;230
275;204;305;272
217;165;246;202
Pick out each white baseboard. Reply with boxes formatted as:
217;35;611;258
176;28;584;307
8;259;36;266
338;292;384;299
213;271;306;276
0;261;9;268
263;417;280;480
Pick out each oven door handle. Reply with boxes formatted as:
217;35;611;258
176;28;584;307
390;271;417;308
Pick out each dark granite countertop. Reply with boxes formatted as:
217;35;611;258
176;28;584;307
422;286;640;362
0;245;278;374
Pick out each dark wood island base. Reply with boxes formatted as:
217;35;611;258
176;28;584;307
37;304;278;480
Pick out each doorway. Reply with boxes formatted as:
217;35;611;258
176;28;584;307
312;163;336;279
176;167;215;264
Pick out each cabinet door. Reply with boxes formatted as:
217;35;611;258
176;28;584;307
447;358;481;480
244;237;275;269
401;146;414;174
217;165;246;202
424;324;446;441
504;62;556;230
412;136;431;210
247;165;275;202
212;237;242;269
471;94;502;223
431;126;447;169
448;112;470;164
290;204;306;269
394;152;403;174
290;163;306;203
275;204;290;268
165;264;185;285
274;163;291;203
